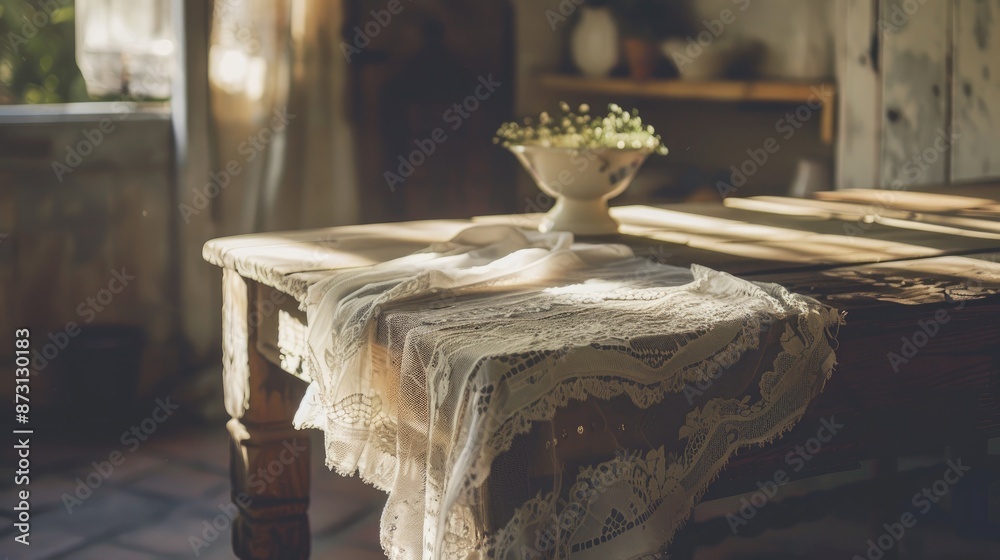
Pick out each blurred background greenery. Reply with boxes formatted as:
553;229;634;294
0;0;91;104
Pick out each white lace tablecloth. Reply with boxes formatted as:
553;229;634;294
290;225;842;559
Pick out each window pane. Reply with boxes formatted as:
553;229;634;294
76;0;173;99
0;0;172;104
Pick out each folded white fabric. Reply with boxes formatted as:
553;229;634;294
294;225;841;559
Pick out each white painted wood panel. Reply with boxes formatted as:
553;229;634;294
836;0;881;189
879;0;952;188
952;0;1000;183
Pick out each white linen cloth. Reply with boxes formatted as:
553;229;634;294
293;225;841;559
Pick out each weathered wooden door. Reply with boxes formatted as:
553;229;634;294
837;0;1000;190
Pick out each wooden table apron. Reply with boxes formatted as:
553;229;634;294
204;198;1000;559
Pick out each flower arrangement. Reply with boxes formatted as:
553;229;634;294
493;102;668;155
495;102;667;234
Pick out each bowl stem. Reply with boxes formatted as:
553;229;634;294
540;196;620;235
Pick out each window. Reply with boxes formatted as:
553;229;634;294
0;0;173;105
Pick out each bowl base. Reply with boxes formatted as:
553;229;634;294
539;197;620;236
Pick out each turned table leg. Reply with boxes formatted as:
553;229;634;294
223;273;311;559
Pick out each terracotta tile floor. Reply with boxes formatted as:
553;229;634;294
2;421;997;559
0;426;386;560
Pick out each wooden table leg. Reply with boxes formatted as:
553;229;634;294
224;275;311;559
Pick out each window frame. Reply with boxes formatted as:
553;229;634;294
0;0;181;125
0;101;170;124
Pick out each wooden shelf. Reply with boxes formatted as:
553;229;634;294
537;74;837;144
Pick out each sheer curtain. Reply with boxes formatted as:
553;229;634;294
208;0;358;232
175;0;358;362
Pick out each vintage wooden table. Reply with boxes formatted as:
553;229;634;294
204;188;1000;559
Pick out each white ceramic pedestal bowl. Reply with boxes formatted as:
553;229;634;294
508;145;652;236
